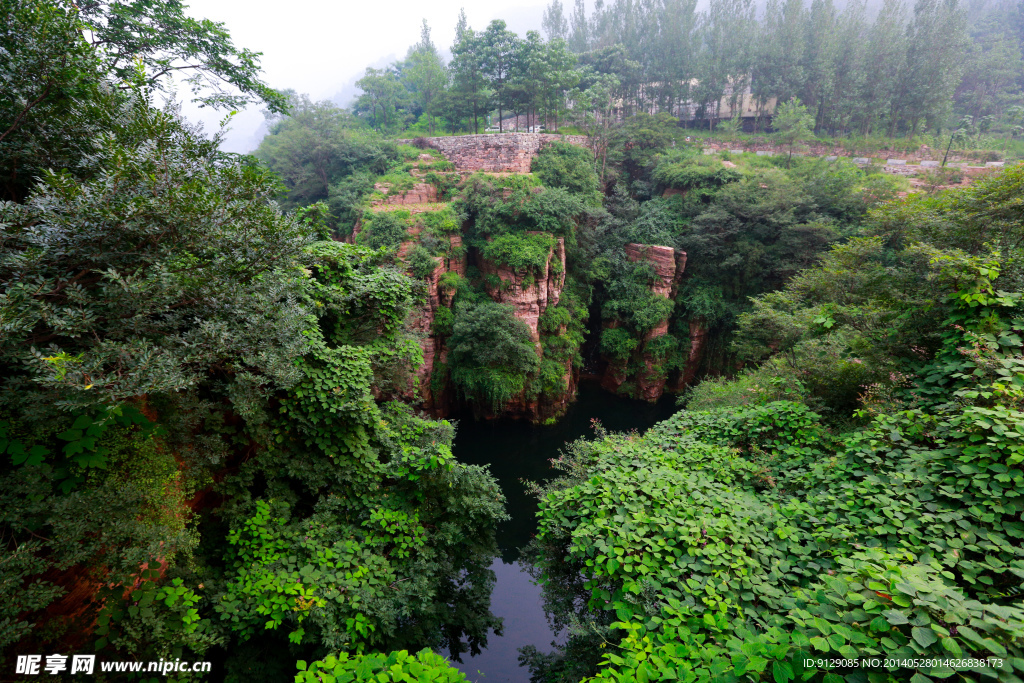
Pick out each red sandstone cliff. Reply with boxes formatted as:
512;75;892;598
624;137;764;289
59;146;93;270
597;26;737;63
478;235;566;342
475;235;574;420
399;230;574;421
601;243;691;401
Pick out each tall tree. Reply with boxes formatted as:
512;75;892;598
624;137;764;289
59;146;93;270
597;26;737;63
855;0;906;134
543;0;569;41
480;20;520;132
355;67;408;132
75;0;286;112
773;97;815;164
450;19;489;134
896;0;969;134
568;0;590;53
800;0;839;132
406;20;448;134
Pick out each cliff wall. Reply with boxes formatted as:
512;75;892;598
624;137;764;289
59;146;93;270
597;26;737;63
401;233;572;422
478;235;566;342
394;134;590;174
601;243;694;402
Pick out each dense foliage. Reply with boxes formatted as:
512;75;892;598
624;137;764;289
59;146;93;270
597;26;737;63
526;158;1024;683
7;2;1024;683
0;4;495;680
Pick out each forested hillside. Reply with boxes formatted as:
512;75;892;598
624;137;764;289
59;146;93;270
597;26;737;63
345;0;1024;144
3;0;1024;682
1;2;502;680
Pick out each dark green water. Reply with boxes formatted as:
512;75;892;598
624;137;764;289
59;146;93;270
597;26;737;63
450;380;679;682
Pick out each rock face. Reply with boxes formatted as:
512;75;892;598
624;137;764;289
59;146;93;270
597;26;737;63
374;181;438;206
401;232;573;422
405;239;466;414
624;243;686;298
475;235;572;421
602;243;688;401
478;235;566;342
394;134;591;174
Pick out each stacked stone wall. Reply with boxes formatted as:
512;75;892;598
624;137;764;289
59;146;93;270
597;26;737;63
394;134;590;174
697;139;1006;164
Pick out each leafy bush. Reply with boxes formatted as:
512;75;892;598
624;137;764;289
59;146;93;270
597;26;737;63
652;154;741;197
405;245;438;279
602;273;675;336
529;164;1024;683
432;305;455;337
600;327;638;360
448;301;539;410
296;648;465;682
374;171;416;193
424;170;461;200
422;206;461;233
532;141;601;199
455;177;583;240
357;211;409;250
480;232;557;273
682;363;807;410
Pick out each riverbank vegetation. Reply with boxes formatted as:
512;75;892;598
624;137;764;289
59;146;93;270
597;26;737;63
1;2;503;680
525;163;1024;682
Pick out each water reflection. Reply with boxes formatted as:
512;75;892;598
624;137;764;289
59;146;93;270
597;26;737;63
450;381;678;682
456;560;559;682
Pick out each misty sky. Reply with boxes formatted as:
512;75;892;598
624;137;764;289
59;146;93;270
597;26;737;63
176;0;549;152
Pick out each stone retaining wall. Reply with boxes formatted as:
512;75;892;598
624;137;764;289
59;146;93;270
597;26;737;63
698;139;1006;164
394;133;590;174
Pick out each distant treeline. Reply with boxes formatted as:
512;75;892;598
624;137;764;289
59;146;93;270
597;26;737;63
349;0;1024;138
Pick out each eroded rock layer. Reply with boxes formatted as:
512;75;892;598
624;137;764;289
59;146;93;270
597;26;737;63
601;243;693;402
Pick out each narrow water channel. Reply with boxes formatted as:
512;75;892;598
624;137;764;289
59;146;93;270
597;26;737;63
450;380;679;682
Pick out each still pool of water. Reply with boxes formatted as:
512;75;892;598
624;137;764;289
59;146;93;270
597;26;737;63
449;380;679;682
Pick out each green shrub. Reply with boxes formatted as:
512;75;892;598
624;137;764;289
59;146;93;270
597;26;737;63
600;327;638;360
448;301;539;410
357;211;409;250
422;205;461;233
480;232;556;273
532;141;601;198
538;357;569;397
375;171;415;193
652;154;741;196
682;363;807;410
438;271;464;295
405;245;438;279
296;648;465;682
432;305;454;337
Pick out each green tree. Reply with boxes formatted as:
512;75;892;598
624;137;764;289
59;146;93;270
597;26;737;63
75;0;286;112
570;73;620;182
532;140;599;197
542;0;569;41
448;301;540;411
254;95;397;230
355;67;408;133
449;16;490;134
773;97;815;164
0;0;108;200
405;20;448;135
480;20;520;132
